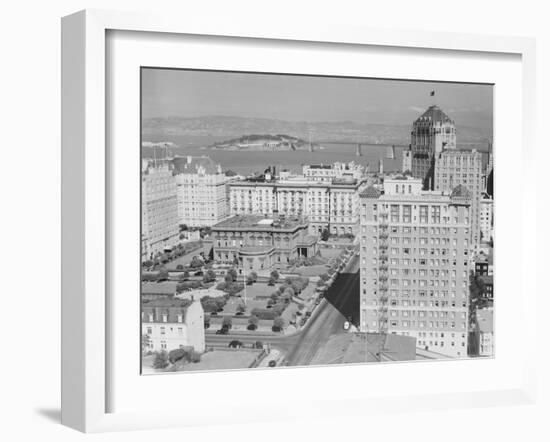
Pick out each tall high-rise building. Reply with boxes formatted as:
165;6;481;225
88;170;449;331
172;156;230;227
141;161;180;261
434;149;483;249
359;176;471;358
411;105;456;189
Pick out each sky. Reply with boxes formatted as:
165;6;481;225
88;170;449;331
141;68;493;131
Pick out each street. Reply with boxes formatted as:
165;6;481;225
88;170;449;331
205;253;360;367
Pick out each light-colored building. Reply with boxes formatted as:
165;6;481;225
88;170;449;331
411;105;456;189
475;308;494;357
480;193;494;243
211;215;318;272
402;148;412;173
302;161;366;182
229;174;366;236
172;156;230;227
359;176;472;358
434;149;483;249
141;161;180;261
142;297;206;353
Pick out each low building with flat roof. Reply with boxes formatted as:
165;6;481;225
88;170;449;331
211;215;317;273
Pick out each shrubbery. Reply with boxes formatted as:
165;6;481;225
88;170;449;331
201;296;227;313
153;351;169;369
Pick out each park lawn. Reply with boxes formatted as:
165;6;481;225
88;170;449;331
319;248;344;260
240;282;277;299
177;349;260;372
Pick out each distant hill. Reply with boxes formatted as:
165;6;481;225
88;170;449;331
142;115;492;148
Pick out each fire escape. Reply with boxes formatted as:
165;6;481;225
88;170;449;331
377;211;389;334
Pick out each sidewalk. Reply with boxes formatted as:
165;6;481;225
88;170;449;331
257;349;282;367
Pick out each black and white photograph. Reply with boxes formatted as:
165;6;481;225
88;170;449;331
140;68;494;373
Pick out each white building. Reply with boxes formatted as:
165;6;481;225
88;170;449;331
475;308;494;357
302;161;366;182
359;176;472;358
229;174;367;236
480;193;494;243
434;149;483;249
142;298;205;353
173;156;230;228
141;161;180;261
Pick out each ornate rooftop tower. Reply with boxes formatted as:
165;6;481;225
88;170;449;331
411;105;456;189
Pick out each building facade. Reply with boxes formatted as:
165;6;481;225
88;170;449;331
302;161;366;182
359;176;472;358
475;308;494;357
434;149;483;249
141;161;180;261
480;193;494;243
142;298;206;353
229;176;365;236
411;105;457;189
172;156;230;227
211;215;318;272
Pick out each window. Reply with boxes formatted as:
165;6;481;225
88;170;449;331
403;205;411;223
391;205;400;222
419;206;428;223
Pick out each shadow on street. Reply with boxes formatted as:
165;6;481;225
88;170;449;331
323;269;360;327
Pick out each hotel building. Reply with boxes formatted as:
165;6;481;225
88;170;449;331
141;161;180;261
211;215;318;272
359;176;472;358
172;156;230;227
302;161;366;182
142;297;205;353
434;149;483;248
229;174;366;236
411;105;456;189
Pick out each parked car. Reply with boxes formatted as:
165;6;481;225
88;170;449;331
228;340;243;348
235;311;244;316
194;270;204;276
216;328;229;335
268;360;277;367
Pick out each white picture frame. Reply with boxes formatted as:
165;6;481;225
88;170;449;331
61;9;537;433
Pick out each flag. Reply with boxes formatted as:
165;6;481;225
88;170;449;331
430;90;435;96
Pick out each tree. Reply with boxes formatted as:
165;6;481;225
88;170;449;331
272;316;285;332
249;271;258;282
222;316;233;329
168;348;188;364
237;303;246;314
227;267;238;281
321;228;330;241
270;270;279;281
203;269;217;283
153;351;169;369
176;264;184;270
143;260;154;268
224;273;233;283
248;315;259;326
141;334;151;353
